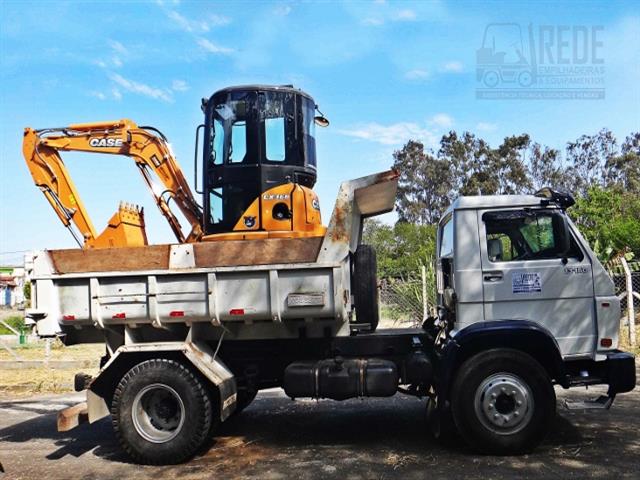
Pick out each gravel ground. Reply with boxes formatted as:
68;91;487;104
0;363;638;480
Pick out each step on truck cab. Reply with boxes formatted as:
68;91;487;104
27;173;635;464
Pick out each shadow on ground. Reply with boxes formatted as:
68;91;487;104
1;383;638;480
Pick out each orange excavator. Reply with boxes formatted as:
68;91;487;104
23;85;328;248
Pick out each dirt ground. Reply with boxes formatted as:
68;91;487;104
0;363;638;480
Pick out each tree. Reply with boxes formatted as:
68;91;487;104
569;186;640;261
392;140;452;224
605;132;640;194
528;142;568;191
438;131;496;196
363;219;436;278
565;129;617;196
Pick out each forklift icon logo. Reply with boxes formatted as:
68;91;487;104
477;23;536;88
476;23;605;99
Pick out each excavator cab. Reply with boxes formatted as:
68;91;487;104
201;85;326;240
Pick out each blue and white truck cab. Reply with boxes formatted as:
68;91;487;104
431;188;636;452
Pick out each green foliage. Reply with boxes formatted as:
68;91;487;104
363;219;436;278
391;128;639;261
570;186;640;261
0;315;25;335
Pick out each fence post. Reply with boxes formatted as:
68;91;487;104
620;257;636;348
421;265;427;322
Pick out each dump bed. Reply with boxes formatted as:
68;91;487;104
27;170;399;342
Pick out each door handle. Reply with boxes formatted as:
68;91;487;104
483;272;503;282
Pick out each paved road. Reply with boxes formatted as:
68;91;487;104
1;374;638;480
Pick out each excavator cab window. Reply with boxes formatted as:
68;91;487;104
265;116;286;161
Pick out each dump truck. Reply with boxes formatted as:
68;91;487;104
24;86;635;465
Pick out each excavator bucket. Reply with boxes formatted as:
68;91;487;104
89;203;148;249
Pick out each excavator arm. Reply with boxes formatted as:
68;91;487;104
23;119;203;248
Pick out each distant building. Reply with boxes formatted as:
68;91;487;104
0;265;25;308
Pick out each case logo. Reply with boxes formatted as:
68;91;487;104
89;137;123;147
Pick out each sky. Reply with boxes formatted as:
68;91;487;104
1;0;638;264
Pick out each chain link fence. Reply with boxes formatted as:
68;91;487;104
606;258;639;349
378;270;437;328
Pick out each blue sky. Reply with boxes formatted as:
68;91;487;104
1;0;638;263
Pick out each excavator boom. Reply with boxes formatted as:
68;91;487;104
23;119;203;248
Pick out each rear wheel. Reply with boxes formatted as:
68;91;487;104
353;244;379;331
111;359;213;465
451;349;555;455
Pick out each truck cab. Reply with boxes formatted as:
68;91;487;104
436;190;621;358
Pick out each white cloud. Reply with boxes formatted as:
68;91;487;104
404;69;429;80
89;91;106;100
393;9;417;21
111;56;123;68
197;37;234;55
167;10;209;33
442;61;463;72
274;5;292;16
339;122;438;147
171;79;189;91
363;17;384;26
108;40;128;56
112;88;122;100
429;114;454;129
476;122;498;132
109;73;173;102
209;14;231;26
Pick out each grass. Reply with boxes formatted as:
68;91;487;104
0;315;24;335
0;342;103;398
619;319;640;356
0;366;100;397
0;340;104;361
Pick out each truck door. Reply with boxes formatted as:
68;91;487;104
478;208;595;356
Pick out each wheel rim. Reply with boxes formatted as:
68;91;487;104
132;383;185;443
473;373;534;435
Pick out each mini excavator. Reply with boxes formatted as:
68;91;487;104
23;85;329;248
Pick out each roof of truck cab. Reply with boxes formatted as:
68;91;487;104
442;194;555;217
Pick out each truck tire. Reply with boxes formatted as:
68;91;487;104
353;244;379;331
111;359;213;465
451;349;555;455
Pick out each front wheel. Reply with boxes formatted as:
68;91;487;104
451;349;555;455
111;359;213;465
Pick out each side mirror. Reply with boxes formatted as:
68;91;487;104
314;115;330;127
193;124;204;194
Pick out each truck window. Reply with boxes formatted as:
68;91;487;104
439;216;453;257
484;210;582;262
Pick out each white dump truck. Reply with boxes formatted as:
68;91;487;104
27;170;636;464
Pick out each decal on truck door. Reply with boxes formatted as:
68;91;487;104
512;272;542;294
